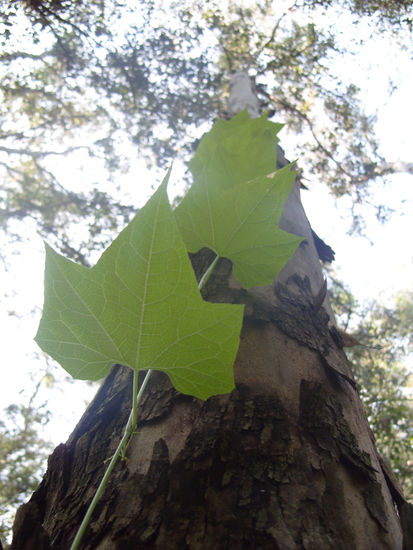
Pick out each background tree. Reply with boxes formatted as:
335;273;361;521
304;0;413;27
1;0;412;262
329;278;413;499
0;378;53;545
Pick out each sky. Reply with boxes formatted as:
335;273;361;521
1;5;412;449
308;40;413;302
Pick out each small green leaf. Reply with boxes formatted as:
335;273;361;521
175;113;303;288
35;176;243;399
190;109;284;190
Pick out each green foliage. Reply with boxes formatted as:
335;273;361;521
188;111;284;188
35;114;299;399
176;112;303;287
329;277;413;499
35;175;243;399
0;385;52;544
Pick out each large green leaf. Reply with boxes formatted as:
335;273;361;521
35;176;243;399
175;113;303;288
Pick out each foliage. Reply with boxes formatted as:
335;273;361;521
6;0;413;28
0;382;52;545
175;111;303;287
35;112;300;397
329;276;413;499
0;0;406;262
304;0;413;27
35;177;244;399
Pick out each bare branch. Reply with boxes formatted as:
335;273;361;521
273;95;357;181
0;144;89;159
380;161;413;176
0;51;53;62
255;13;288;59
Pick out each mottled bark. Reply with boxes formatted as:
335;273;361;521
10;73;412;549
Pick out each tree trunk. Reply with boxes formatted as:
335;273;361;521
11;74;412;550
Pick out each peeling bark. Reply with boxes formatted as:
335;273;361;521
10;255;408;549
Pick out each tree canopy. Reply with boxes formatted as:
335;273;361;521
0;380;52;544
305;0;413;26
329;277;413;499
1;0;412;262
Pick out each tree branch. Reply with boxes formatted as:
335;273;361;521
0;144;89;158
0;51;53;62
255;2;300;60
273;95;356;180
380;161;413;176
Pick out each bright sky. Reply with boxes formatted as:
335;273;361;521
302;27;413;303
1;6;412;447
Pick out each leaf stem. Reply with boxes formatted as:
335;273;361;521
198;253;219;291
70;254;219;549
69;369;152;550
132;366;139;429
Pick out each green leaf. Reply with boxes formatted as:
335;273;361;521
35;176;244;400
190;109;284;190
175;113;303;288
